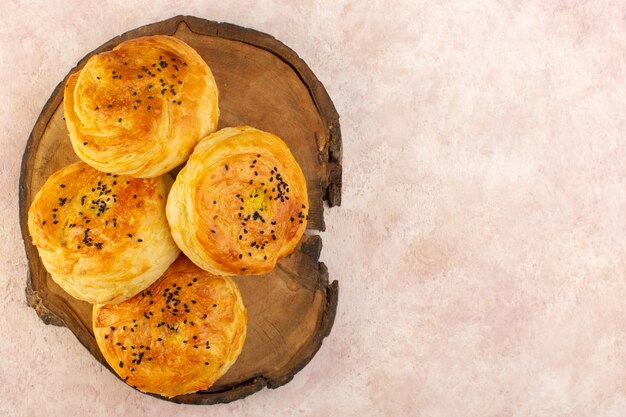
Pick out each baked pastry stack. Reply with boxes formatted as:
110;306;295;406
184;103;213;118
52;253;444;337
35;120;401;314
167;126;309;276
93;256;247;397
27;35;309;398
64;35;219;178
27;162;179;304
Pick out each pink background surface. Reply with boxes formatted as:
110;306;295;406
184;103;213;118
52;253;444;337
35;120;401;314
1;1;625;416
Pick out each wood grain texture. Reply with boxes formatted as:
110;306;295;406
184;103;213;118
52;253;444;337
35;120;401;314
19;16;341;405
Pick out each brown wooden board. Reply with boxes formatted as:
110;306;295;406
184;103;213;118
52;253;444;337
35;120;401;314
19;16;341;405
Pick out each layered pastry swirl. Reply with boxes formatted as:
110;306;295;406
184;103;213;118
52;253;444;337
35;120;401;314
93;255;247;398
27;162;180;304
166;126;309;275
64;35;219;178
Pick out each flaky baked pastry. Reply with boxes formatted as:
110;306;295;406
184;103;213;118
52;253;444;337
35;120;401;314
166;126;309;275
27;162;180;304
64;35;219;178
93;255;247;398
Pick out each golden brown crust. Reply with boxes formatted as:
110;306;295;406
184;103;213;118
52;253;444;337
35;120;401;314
64;35;219;178
93;256;247;398
166;126;309;276
27;162;180;304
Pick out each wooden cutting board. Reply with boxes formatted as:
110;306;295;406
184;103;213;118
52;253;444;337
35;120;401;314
19;15;341;405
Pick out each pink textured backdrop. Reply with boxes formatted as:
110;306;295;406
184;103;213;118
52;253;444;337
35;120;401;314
1;1;625;416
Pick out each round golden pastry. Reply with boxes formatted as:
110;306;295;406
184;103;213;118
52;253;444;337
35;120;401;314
64;35;219;178
27;162;180;304
166;126;309;276
93;255;247;398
